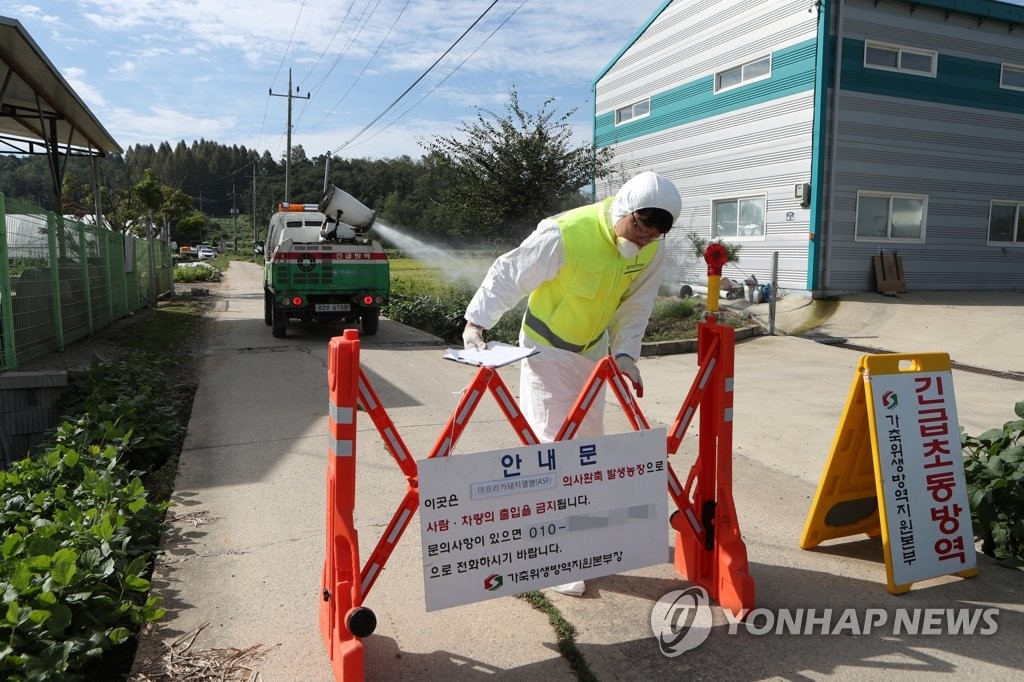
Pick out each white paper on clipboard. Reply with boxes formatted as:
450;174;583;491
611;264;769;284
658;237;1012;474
444;342;538;368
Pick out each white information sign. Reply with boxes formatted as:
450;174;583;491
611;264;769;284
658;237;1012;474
417;429;668;611
869;371;977;586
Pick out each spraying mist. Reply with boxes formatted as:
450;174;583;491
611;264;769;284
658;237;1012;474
372;219;492;288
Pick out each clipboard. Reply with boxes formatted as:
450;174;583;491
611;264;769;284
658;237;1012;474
444;342;538;368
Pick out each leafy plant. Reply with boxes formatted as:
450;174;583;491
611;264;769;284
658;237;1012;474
961;400;1024;563
0;435;168;678
0;354;182;679
385;293;467;343
6;258;49;278
173;263;222;282
54;356;182;471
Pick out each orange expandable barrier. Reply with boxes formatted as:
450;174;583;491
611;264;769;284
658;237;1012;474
321;246;756;678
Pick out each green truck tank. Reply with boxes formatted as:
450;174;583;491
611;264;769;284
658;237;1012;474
263;186;389;338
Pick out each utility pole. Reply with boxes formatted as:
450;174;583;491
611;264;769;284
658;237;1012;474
197;192;206;241
252;165;258;262
230;183;239;252
269;68;309;203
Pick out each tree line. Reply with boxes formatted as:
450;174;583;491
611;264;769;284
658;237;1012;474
0;89;613;250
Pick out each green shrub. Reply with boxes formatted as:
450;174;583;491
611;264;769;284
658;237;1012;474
961;400;1024;564
383;277;523;345
55;356;182;471
0;435;168;679
649;297;696;324
173;263;221;283
0;356;178;679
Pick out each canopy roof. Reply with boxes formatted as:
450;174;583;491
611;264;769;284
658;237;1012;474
0;16;121;157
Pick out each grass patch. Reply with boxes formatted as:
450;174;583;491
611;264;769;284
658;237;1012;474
133;295;208;506
517;591;597;682
644;296;753;342
125;296;208;355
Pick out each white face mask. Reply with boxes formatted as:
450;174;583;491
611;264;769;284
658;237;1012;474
617;237;641;259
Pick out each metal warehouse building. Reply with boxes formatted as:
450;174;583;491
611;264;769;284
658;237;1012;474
593;0;1024;296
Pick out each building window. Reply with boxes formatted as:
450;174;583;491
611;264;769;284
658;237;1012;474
715;55;771;93
988;202;1024;244
1000;64;1024;91
615;99;650;125
712;196;766;238
855;192;927;242
864;42;936;77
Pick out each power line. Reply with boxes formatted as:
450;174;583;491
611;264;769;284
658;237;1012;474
299;0;358;89
308;0;411;131
352;0;528;151
297;0;372;124
331;0;503;154
258;0;308;159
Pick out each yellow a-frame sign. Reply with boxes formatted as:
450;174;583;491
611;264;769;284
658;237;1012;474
801;353;978;593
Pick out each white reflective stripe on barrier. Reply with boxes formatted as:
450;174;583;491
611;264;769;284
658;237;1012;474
382;427;407;461
358;376;377;410
455;390;481;424
330;403;354;424
494;387;520;419
580;380;602;410
685;507;702;533
330;435;353;457
673;407;695;440
668;473;683;498
387;509;411;545
698;358;717;389
361;563;380;595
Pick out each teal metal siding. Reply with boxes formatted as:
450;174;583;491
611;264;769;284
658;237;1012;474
840;38;1024;115
594;0;1024;295
595;39;819;148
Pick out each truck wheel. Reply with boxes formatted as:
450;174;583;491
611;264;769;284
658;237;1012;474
362;308;380;336
272;306;287;338
264;289;272;325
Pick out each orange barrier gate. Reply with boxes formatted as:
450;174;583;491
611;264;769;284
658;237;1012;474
320;245;755;680
672;243;756;617
320;333;541;680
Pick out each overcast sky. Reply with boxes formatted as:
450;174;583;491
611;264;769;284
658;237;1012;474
5;0;664;161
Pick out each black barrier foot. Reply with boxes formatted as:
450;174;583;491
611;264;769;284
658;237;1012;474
347;606;377;638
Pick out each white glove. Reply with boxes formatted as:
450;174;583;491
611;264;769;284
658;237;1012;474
615;354;643;398
463;323;485;351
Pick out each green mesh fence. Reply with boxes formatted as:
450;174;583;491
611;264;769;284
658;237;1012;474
1;193;172;372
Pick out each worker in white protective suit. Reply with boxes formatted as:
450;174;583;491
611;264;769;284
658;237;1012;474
462;171;682;597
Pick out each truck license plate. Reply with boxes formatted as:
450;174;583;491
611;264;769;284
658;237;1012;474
315;303;350;312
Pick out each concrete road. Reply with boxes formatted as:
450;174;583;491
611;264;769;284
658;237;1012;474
133;262;1024;681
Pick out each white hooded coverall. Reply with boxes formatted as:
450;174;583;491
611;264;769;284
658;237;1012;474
464;172;676;442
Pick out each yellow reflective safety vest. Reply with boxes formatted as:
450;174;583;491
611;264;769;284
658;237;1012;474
523;198;657;353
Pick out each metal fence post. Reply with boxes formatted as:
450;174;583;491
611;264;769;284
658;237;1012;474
46;213;65;351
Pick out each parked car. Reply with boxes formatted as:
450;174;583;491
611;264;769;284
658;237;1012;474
197;246;217;260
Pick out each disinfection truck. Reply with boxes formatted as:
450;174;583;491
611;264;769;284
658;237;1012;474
263;185;389;338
